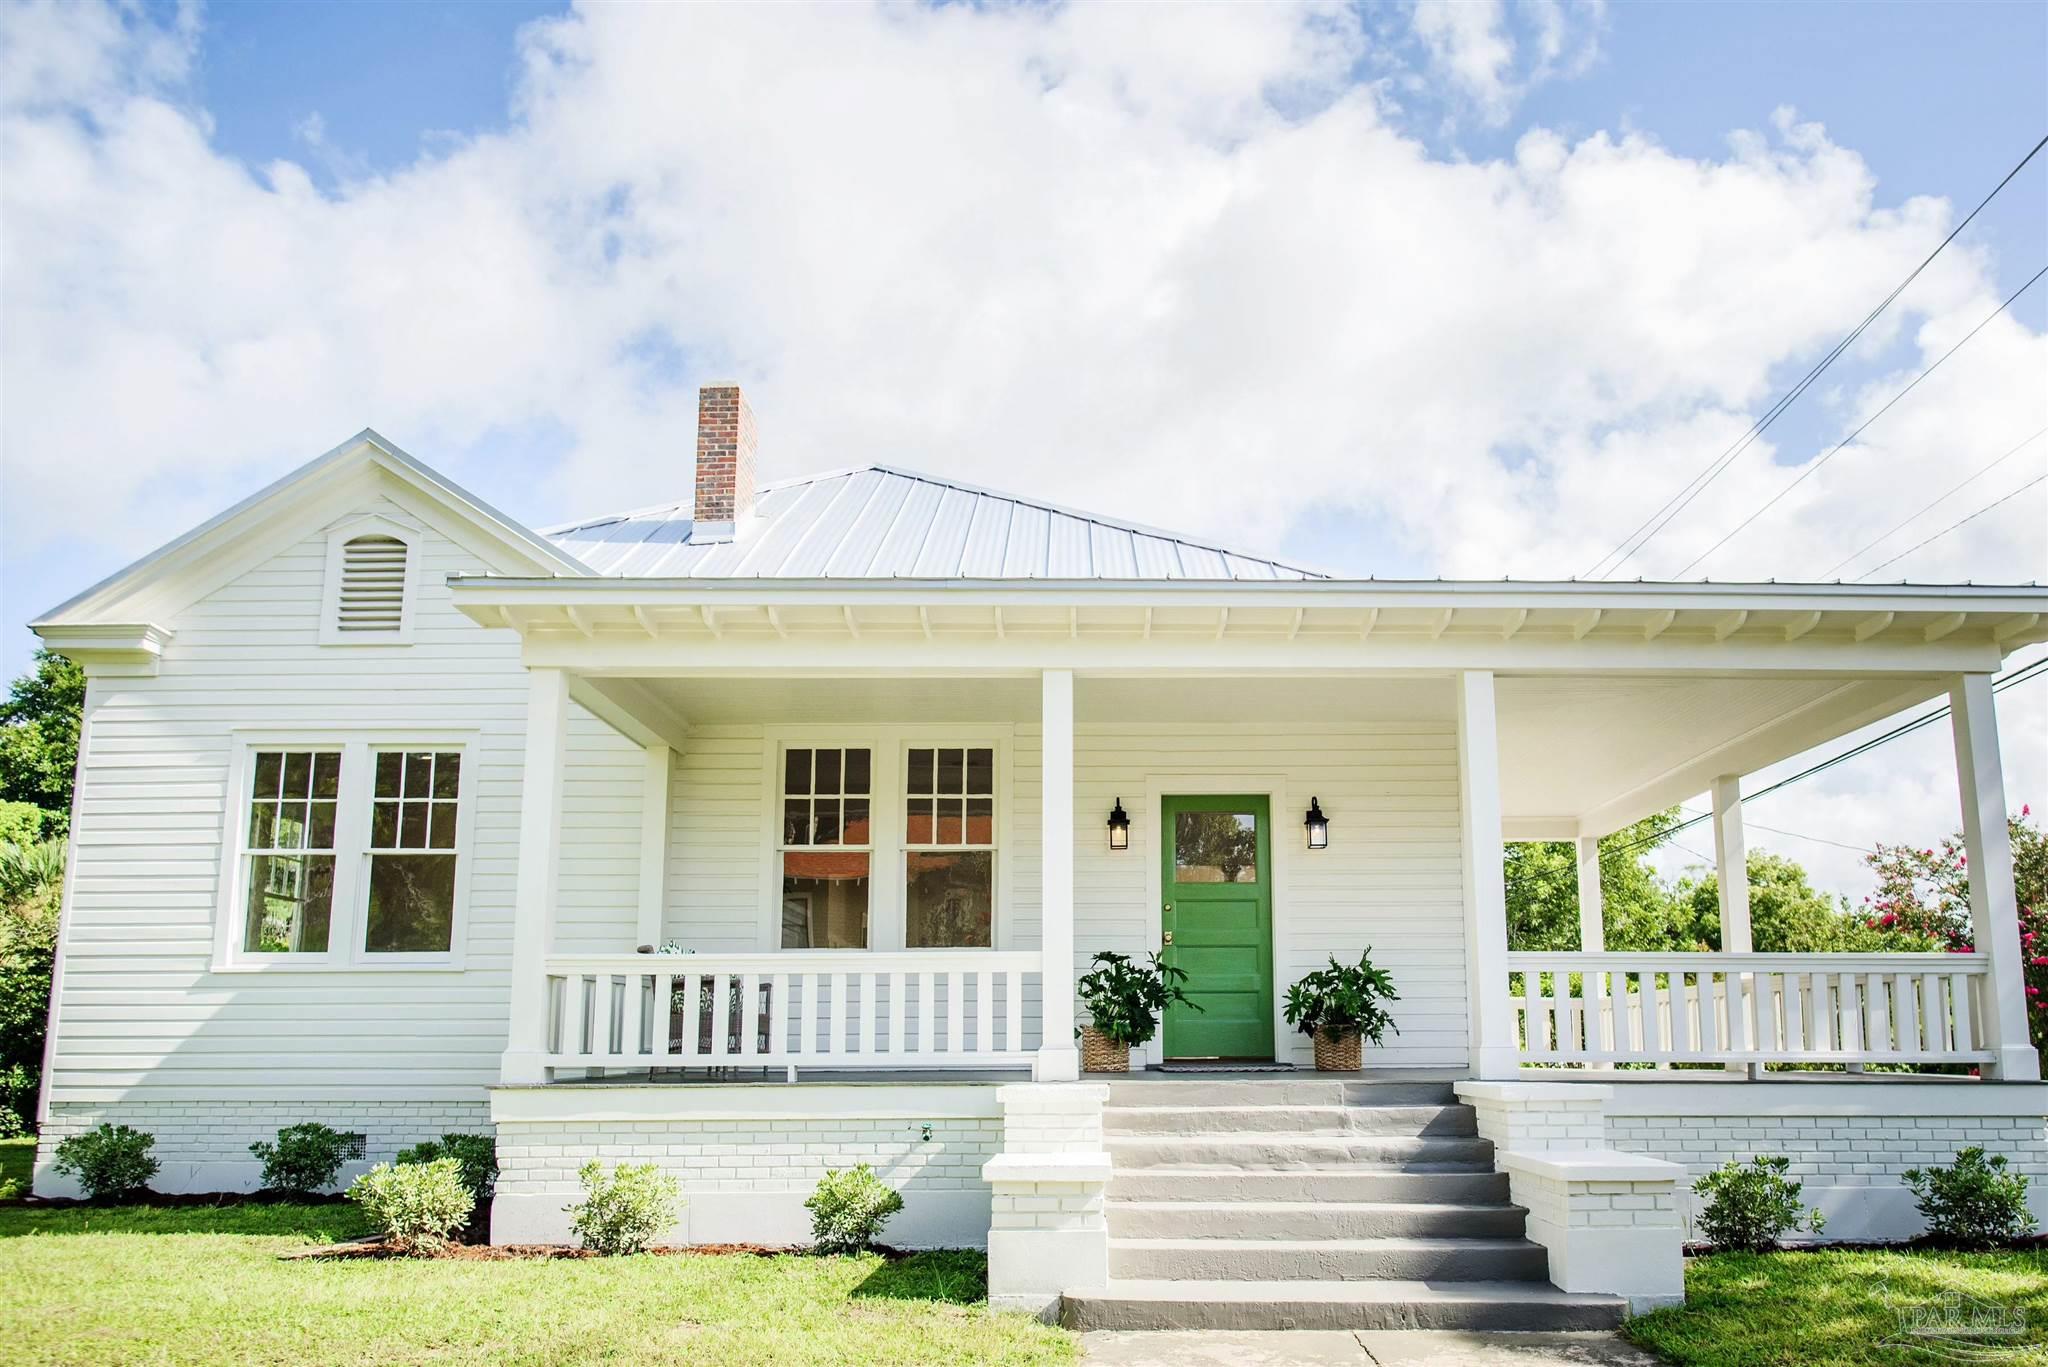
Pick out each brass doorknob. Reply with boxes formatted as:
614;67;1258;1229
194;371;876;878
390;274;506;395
1163;931;1174;945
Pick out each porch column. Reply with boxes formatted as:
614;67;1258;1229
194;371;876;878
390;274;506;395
501;666;570;1085
1457;671;1519;1078
1575;835;1605;951
1037;669;1080;1082
1710;776;1752;952
1950;673;2041;1081
636;743;673;949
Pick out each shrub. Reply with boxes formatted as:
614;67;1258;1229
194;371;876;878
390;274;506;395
805;1163;905;1255
397;1132;498;1203
348;1158;474;1255
566;1160;681;1255
1904;1147;2036;1249
1077;951;1197;1047
1283;949;1401;1044
52;1122;158;1200
1693;1155;1826;1252
249;1122;351;1195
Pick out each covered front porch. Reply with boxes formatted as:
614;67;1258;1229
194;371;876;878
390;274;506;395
455;582;2043;1091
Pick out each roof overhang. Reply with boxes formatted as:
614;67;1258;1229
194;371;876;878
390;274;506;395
447;576;2046;674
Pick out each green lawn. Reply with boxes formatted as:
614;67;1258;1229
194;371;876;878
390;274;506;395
1;1202;1076;1366
0;1137;31;1194
1627;1249;2048;1366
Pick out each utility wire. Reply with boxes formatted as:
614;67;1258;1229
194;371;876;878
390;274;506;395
1671;265;2048;577
1819;426;2048;579
1582;132;2048;581
1606;656;2048;855
1676;806;1878;853
1852;472;2048;581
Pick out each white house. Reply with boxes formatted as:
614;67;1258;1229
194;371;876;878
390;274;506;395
30;385;2048;1327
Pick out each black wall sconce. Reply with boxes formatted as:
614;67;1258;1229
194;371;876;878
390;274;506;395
1305;797;1329;850
1107;797;1131;851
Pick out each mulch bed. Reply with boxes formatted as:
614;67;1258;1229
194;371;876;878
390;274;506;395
292;1239;808;1261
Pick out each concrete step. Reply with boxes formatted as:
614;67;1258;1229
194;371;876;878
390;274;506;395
1106;1167;1513;1204
1107;1199;1530;1240
1103;1103;1477;1138
1060;1279;1627;1333
1107;1235;1552;1283
1107;1134;1497;1172
1103;1079;1457;1108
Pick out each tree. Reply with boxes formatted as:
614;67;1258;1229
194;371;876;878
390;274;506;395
1505;809;1681;952
1672;852;1935;954
0;650;85;834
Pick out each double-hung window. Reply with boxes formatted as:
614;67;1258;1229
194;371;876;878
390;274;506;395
779;747;872;948
226;740;468;968
904;746;995;948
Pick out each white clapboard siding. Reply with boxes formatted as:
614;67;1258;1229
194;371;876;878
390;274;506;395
49;492;626;1105
660;718;1470;1070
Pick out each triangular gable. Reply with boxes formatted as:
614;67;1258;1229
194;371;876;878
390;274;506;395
36;428;589;629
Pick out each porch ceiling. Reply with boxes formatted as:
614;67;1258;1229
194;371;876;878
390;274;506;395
609;671;1946;839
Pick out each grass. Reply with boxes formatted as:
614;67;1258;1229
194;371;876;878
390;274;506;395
1;1136;31;1195
1627;1248;2048;1366
1;1203;1077;1366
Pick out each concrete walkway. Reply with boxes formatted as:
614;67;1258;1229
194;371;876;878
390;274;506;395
1080;1330;1664;1366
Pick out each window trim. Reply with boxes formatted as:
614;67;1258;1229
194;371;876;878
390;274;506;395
318;514;420;646
774;743;877;951
901;742;1000;950
757;725;1012;953
211;729;475;973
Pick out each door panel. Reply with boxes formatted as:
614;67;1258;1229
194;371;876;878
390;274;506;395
1162;795;1273;1060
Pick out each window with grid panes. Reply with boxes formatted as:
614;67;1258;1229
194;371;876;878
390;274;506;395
904;746;994;948
778;747;872;948
364;750;462;953
242;750;341;952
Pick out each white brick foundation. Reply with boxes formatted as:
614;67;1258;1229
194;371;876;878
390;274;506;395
983;1083;1112;1317
34;1100;492;1198
1603;1083;2048;1243
1500;1149;1685;1312
489;1083;1002;1248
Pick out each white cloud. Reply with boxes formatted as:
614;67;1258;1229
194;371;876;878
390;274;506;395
2;1;2042;900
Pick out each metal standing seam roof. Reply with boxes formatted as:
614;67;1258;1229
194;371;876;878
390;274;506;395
541;465;1329;581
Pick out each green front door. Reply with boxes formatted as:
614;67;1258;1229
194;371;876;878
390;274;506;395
1161;795;1274;1060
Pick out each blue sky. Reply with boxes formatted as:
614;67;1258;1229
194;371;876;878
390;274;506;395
3;0;2044;898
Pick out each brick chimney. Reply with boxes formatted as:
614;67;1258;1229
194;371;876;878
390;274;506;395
693;383;757;533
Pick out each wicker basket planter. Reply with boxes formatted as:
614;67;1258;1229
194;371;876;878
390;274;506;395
1313;1027;1362;1072
1081;1026;1130;1073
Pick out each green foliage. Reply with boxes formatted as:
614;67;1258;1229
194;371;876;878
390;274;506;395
805;1162;906;1255
566;1159;681;1255
346;1158;474;1254
1903;1147;2036;1249
1282;949;1400;1045
0;651;85;834
1506;810;1683;952
0;880;58;1135
52;1123;159;1200
1692;1155;1825;1252
396;1132;498;1203
0;838;64;906
1076;951;1197;1047
248;1123;351;1195
0;802;43;847
1674;852;1933;954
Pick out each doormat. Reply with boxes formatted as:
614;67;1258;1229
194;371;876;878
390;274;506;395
1158;1061;1296;1073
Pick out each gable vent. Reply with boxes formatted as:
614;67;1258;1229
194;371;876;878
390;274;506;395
336;534;409;633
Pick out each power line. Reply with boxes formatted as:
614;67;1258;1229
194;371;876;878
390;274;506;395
1582;132;2048;581
1607;655;2048;855
1818;426;2048;579
1676;808;1877;854
1852;472;2048;581
1670;265;2048;577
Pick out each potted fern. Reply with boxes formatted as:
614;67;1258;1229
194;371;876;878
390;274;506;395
1284;949;1399;1071
1076;951;1197;1072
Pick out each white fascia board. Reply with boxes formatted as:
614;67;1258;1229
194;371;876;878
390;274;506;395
36;429;586;628
29;623;174;676
448;576;2048;614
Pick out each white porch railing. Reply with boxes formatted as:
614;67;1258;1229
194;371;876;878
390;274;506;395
542;951;1042;1073
1506;952;1994;1068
